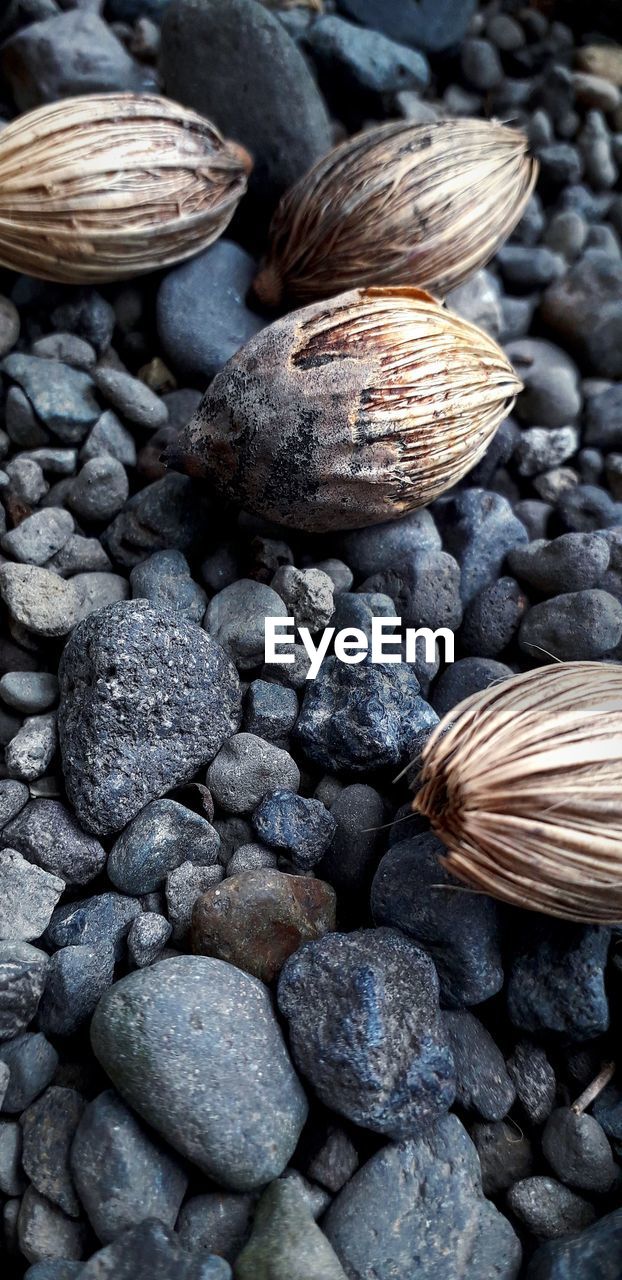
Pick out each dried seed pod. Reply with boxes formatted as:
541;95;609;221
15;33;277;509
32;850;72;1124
170;286;521;533
0;93;252;283
413;661;622;924
253;118;538;308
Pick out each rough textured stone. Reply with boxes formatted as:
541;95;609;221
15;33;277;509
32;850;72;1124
176;1191;254;1264
507;922;610;1041
58;600;241;835
38;944;115;1038
0;11;146;111
90;955;308;1190
70;1090;187;1243
335;0;476;53
21;1087;85;1218
3;801;105;886
45;893;141;961
508;1176;595;1241
108;800;220;895
324;1114;521;1279
278;928;454;1139
445;1010;515;1122
0;565;82;638
0;1032;58;1113
542;1108;617;1194
0;850;64;942
192;870;336;982
252;790;336;870
207;734;300;814
0;940;48;1041
77;1220;229;1280
525;1209;622;1279
472;1121;534;1197
17;1185;88;1266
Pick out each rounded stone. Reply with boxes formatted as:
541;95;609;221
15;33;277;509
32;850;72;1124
90;954;308;1190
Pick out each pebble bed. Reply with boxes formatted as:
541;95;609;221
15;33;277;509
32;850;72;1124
0;1;621;1278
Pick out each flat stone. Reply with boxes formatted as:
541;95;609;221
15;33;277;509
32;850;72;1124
93;369;168;431
77;1219;228;1280
1;509;74;566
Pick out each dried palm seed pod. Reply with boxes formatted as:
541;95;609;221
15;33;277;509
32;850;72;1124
253;118;538;308
0;93;252;283
413;661;622;924
170;285;522;533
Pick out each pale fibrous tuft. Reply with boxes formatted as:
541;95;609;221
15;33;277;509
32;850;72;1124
253;117;538;307
413;661;622;924
170;285;522;533
0;93;252;283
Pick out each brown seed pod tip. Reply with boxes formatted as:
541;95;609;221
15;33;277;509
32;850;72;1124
252;261;284;308
228;140;254;176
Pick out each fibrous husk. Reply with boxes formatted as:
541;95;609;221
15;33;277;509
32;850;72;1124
253;118;537;308
0;93;252;283
170;285;521;533
413;661;622;924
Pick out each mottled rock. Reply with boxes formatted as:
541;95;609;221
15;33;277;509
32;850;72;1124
21;1087;85;1217
0;940;48;1041
108;800;220;896
3;801;105;886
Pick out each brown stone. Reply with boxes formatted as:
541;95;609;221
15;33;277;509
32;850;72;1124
191;870;336;982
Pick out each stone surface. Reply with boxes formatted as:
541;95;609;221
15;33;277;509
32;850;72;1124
17;1184;87;1265
235;1178;347;1280
508;1176;595;1241
252;790;336;870
445;1010;516;1122
324;1114;521;1279
278;928;454;1139
0;940;48;1041
73;1220;225;1280
38;944;115;1038
335;0;476;53
58;601;240;835
525;1209;622;1279
0;12;146;111
507;922;610;1041
0;565;82;637
207;734;300;814
107;799;220;895
3;800;105;885
542;1108;617;1194
0;1032;58;1114
192;869;336;982
0;850;64;942
21;1086;85;1217
90;955;308;1190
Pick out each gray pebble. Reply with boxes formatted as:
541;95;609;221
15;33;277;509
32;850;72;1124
38;944;115;1038
507;340;581;428
1;509;74;567
205;579;287;670
0;296;19;357
0;1032;58;1113
5;713;57;782
90;954;308;1190
445;1010;515;1121
0;565;82;637
17;1185;87;1266
45;893;141;961
472;1121;533;1197
542;1108;616;1194
1;355;100;443
226;844;278;875
77;1219;228;1279
165;860;224;942
31;333;96;371
461;37;503;90
81;411;137;468
208;733;300;813
336;509;440;578
0;1120;27;1195
130;549;206;623
3;799;105;886
0;673;59;714
0;940;48;1041
94;369;168;431
5;386;49;449
0;849;64;941
519;589;622;660
434;489;528;605
72;572;129;624
514;427;578;477
5;457;48;506
176;1190;255;1263
127;914;172;967
108;799;220;895
244;680;299;744
68;457;129;523
508;533;610;593
508;1175;595;1241
507;1041;557;1125
48;535;112;578
21;1086;85;1217
270;566;334;632
0;779;29;828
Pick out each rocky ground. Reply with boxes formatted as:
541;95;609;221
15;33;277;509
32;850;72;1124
0;0;621;1277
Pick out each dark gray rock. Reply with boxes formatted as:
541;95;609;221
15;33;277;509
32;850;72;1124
278;928;455;1139
157;241;263;385
5;712;58;783
127;913;172;968
519;590;622;661
108;800;220;895
541;250;622;378
67;457;129;524
49;535;113;578
317;782;383;905
0;1118;26;1196
81;411;137;469
244;680;299;744
70;1090;187;1243
585;384;622;449
445;1011;515;1122
526;1209;622;1280
17;1185;88;1266
102;474;212;569
556;483;622;532
335;0;476;52
1;355;100;443
336;509;440;578
21;1086;85;1218
207;734;299;814
505;340;581;429
252;790;336;870
324;1114;521;1278
507;921;610;1041
0;779;29;829
94;370;167;432
542;1108;616;1194
460;577;527;656
295;658;437;773
3;800;105;886
176;1191;254;1264
508;1176;595;1241
130;550;206;624
45;893;141;961
58;600;241;835
0;1032;58;1113
359;550;462;631
508;533;610;594
161;0;332;235
305;1127;359;1195
0;940;48;1041
372;833;504;1008
205;579;287;670
77;1220;229;1280
434;489;528;605
431;657;513;718
0;11;147;110
0;849;64;942
305;15;429;110
507;1041;557;1125
472;1121;533;1197
38;944;115;1038
165;859;224;942
90;955;308;1190
498;246;565;289
0;673;58;715
1;509;74;566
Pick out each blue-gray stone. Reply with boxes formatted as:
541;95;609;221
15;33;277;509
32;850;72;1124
0;1032;58;1113
45;894;141;961
90;955;308;1190
244;680;299;743
507;921;610;1041
335;0;476;53
526;1209;622;1279
2;799;106;886
372;833;504;1008
434;489;528;606
77;1220;231;1280
359;549;462;631
336;509;440;578
108;800;220;895
253;789;336;870
38;944;115;1038
130;550;207;623
1;355;99;443
278;928;455;1139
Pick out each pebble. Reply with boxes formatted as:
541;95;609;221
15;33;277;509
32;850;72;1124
161;0;331;234
432;657;513;717
372;833;503;1007
585;384;622;449
0;849;64;942
226;844;277;875
0;940;48;1041
0;10;146;109
305;1126;359;1194
360;547;462;630
435;489;528;605
3;800;106;885
72;571;129;624
192;869;336;983
0;1120;26;1196
5;712;57;783
17;1184;87;1266
5;456;48;506
45;893;141;962
235;1177;347;1280
306;13;429;106
271;565;335;632
526;1209;622;1280
252;790;336;869
446;269;503;339
21;1086;84;1218
508;533;610;593
0;780;29;829
157;241;263;384
0;1032;58;1114
336;509;440;578
1;509;74;566
130;549;206;623
1;355;100;443
557;482;622;531
323;1114;521;1279
460;576;527;656
514;426;579;477
176;1190;254;1264
507;921;610;1040
542;1108;617;1194
38;944;115;1038
93;369;167;431
244;680;299;744
508;1175;595;1241
0;296;20;357
472;1121;534;1196
127;912;171;968
295;658;437;773
205;579;287;670
507;1040;557;1125
32;333;96;371
58;600;241;835
0;565;83;638
278;928;455;1139
544;209;588;260
77;1220;230;1279
541;250;622;379
506;340;582;428
0;673;58;715
207;734;300;814
165;860;224;942
108;799;220;895
90;954;308;1190
48;534;112;578
519;589;622;660
81;411;137;468
317;782;383;906
67;457;129;523
497;245;566;289
70;1089;187;1243
445;1010;515;1121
